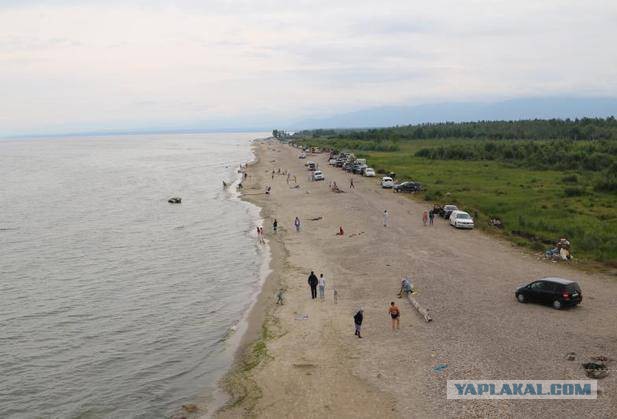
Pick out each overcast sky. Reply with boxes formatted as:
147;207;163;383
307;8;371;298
1;0;616;135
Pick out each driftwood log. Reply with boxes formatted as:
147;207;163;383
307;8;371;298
405;293;432;322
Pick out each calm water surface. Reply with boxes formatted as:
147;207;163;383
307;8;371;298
0;133;267;418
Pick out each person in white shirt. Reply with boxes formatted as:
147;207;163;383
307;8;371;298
318;274;326;301
383;210;389;227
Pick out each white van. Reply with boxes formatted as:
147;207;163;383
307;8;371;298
381;176;394;188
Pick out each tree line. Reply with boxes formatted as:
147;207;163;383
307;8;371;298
296;117;617;142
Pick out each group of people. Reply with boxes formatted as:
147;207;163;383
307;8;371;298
307;271;329;301
256;226;266;244
422;209;435;226
352;302;400;339
306;271;402;339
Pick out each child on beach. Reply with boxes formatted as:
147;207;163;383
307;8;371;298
422;210;429;226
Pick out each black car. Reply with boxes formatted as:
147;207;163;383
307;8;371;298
515;277;582;309
442;204;458;219
393;181;422;193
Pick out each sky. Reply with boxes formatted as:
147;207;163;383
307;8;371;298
1;0;617;136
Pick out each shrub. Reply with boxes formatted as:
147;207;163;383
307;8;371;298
561;174;579;183
564;187;586;197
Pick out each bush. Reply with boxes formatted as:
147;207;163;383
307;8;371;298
561;174;579;183
564;187;586;197
424;190;443;201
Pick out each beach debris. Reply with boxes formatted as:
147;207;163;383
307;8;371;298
582;362;609;379
348;231;365;238
566;352;576;361
182;404;199;413
290;185;301;189
309;216;323;221
592;355;610;362
293;363;316;369
405;292;432;322
295;314;309;320
168;197;182;204
432;364;448;373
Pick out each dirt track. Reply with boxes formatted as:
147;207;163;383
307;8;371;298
218;140;617;418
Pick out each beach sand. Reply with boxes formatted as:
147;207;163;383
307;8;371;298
215;139;617;418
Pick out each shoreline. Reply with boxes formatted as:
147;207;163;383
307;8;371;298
208;139;285;417
213;140;616;418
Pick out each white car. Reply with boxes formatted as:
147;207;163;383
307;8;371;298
381;176;394;188
329;158;338;165
449;210;475;229
364;168;376;177
312;170;325;181
299;153;306;159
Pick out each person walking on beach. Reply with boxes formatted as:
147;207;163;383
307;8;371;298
429;209;434;225
273;219;278;233
272;170;275;179
294;217;301;232
318;274;326;301
350;178;355;189
383;210;389;227
389;302;400;331
308;271;319;299
354;309;364;338
287;173;290;184
293;174;297;183
422;210;429;226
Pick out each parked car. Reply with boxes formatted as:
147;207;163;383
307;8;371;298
393;181;422;193
307;161;316;171
442;204;458;219
449;210;474;229
515;277;582;309
381;176;394;188
329;158;338;165
352;164;367;174
343;162;354;172
299;153;306;159
312;170;325;181
364;168;376;177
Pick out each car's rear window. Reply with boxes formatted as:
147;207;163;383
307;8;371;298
565;283;581;292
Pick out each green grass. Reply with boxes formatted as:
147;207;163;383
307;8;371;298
296;139;617;265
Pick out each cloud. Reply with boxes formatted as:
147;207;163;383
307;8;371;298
0;0;616;135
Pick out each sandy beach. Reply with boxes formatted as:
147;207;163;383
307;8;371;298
216;139;617;418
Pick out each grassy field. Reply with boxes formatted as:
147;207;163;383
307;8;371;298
294;138;617;266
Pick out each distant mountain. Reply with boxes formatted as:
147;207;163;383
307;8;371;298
290;97;617;130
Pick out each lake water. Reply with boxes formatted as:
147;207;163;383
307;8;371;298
0;132;268;418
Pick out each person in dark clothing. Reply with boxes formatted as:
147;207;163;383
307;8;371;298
429;209;434;225
353;309;364;338
308;271;319;299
